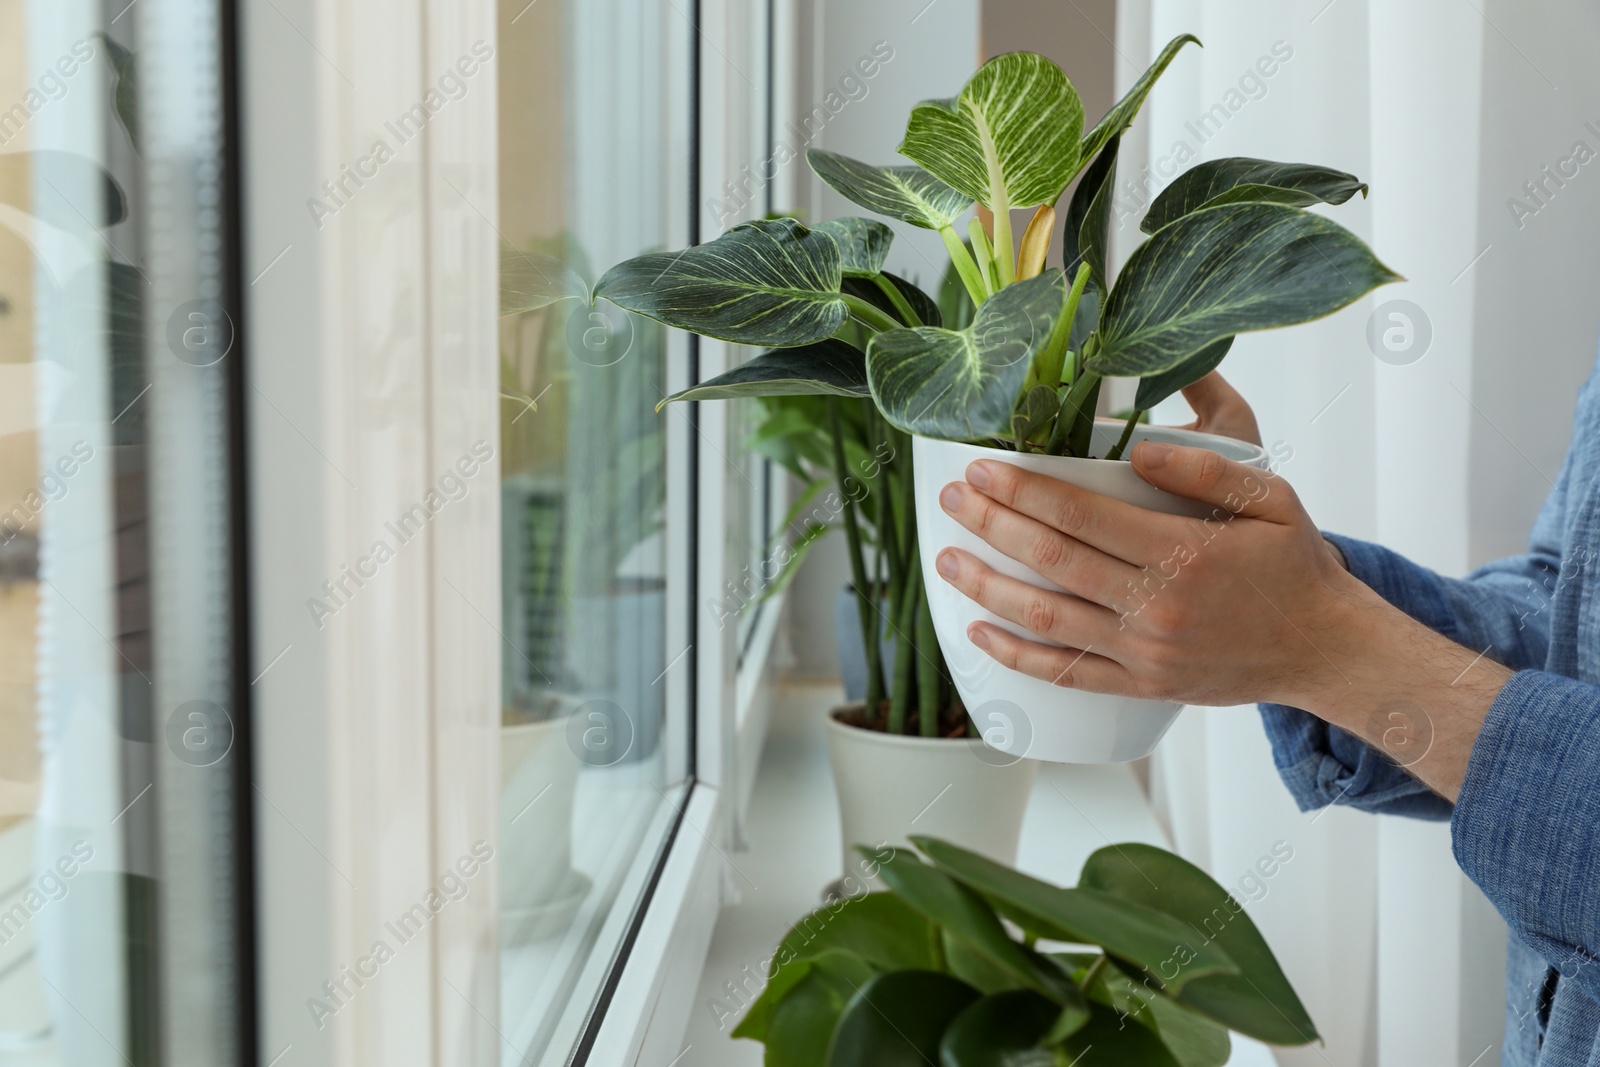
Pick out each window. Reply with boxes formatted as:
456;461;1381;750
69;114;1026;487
494;2;696;1061
0;0;251;1063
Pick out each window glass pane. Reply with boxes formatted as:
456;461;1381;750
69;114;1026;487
1;1;247;1062
495;2;684;1060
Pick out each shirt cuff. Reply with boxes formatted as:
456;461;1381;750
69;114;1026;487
1453;670;1600;997
1258;702;1453;820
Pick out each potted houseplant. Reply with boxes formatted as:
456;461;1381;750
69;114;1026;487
724;836;1316;1065
737;383;1036;885
592;35;1396;764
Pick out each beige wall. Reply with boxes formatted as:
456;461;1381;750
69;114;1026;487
0;0;39;516
980;0;1118;272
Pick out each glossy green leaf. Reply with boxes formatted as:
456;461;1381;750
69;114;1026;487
1091;203;1400;377
807;149;973;230
762;954;877;1067
1143;995;1232;1067
1141;157;1369;234
594;218;847;346
1133;336;1234;411
816;218;895;277
1080;961;1229;1067
827;971;979;1067
911;837;1237;993
1062;135;1120;293
1058;1002;1184;1067
866;269;1064;439
899;53;1085;210
658;340;869;407
499;246;587;314
734;892;941;1044
1081;34;1201;163
841;272;942;329
941;929;1023;995
1080;843;1318;1045
866;846;1083;1007
939;990;1062;1067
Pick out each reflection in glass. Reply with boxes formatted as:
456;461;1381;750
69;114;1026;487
495;0;679;1059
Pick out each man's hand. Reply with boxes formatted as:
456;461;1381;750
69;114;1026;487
934;438;1359;710
933;373;1513;800
1173;372;1262;447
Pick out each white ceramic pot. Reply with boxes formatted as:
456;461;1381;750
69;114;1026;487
914;421;1269;764
501;710;591;943
824;707;1037;888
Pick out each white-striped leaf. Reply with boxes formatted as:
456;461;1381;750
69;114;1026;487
1142;158;1369;234
841;272;942;328
898;53;1085;211
657;340;869;407
867;269;1065;438
1091;203;1400;377
1080;34;1200;163
815;217;895;277
1062;136;1119;293
806;149;973;230
593;218;847;346
1133;335;1234;410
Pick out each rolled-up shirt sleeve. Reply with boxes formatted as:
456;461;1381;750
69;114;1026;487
1454;670;1600;1003
1258;444;1573;819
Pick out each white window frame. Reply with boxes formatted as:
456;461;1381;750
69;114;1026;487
242;0;788;1063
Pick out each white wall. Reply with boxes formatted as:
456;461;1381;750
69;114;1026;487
779;0;982;677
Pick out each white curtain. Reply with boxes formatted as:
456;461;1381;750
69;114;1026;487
1120;2;1600;1064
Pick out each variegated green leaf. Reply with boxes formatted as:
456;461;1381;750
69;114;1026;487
898;52;1085;211
841;272;942;328
1134;335;1234;410
806;149;973;230
1090;204;1400;377
657;340;868;407
1063;135;1120;293
1142;158;1369;234
592;218;846;346
815;217;894;277
867;269;1065;438
499;246;587;315
1081;34;1201;163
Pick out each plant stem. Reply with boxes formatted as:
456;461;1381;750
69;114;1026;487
938;224;989;305
1080;954;1109;991
829;398;884;711
841;294;901;333
1067;372;1102;458
914;572;940;737
992;198;1016;288
870;274;922;327
1045;368;1102;457
967;217;999;294
1103;408;1144;462
1035;262;1092;388
888;544;920;735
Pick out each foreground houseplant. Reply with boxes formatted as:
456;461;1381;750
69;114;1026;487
727;836;1315;1065
594;35;1397;765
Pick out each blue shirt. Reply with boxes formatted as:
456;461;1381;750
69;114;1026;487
1260;359;1600;1064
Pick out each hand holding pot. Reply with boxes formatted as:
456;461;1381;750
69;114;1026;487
935;436;1365;709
